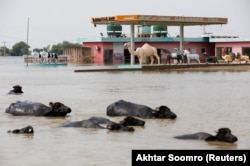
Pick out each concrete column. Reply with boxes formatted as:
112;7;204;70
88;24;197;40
179;25;184;53
130;24;135;65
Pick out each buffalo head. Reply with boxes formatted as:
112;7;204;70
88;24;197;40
8;125;34;134
154;106;177;119
119;116;145;126
212;128;238;143
8;85;23;94
107;123;134;132
45;102;72;116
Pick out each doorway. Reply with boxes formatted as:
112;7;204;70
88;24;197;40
104;49;113;64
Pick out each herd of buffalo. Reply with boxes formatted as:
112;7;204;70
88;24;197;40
5;85;238;143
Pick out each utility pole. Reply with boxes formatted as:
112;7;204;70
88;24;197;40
27;17;29;46
26;17;29;66
3;41;7;56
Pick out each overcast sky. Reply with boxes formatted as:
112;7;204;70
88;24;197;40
1;0;249;50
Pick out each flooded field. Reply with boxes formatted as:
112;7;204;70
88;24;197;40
0;56;249;165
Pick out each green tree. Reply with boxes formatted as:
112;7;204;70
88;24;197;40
12;41;30;56
43;45;50;52
33;45;50;53
0;46;11;56
62;41;81;47
50;41;81;54
50;43;63;54
33;48;42;52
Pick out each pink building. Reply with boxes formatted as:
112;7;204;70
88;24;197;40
79;36;250;65
210;37;250;58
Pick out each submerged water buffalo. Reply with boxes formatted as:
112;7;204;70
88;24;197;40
8;85;23;95
5;100;71;116
61;117;112;129
61;116;145;132
174;128;238;143
119;116;145;126
107;100;177;119
8;125;34;134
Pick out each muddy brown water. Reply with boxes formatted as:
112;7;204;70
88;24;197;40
0;57;249;165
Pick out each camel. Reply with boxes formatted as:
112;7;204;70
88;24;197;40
124;42;160;65
234;52;250;63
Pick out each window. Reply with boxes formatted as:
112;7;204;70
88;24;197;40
201;48;206;54
242;47;250;56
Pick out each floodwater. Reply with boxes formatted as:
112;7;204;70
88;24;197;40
0;56;249;166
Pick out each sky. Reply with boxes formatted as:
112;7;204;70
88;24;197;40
1;0;250;50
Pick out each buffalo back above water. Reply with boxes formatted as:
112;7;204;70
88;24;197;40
61;116;135;132
61;117;113;128
174;128;238;143
5;100;71;116
106;100;177;119
8;125;34;134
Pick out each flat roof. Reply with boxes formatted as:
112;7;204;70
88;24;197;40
91;14;228;26
209;37;250;42
77;37;208;43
